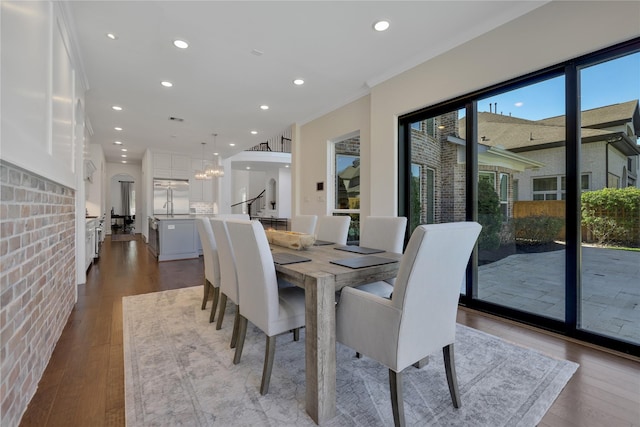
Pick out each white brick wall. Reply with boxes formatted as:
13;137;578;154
0;161;76;427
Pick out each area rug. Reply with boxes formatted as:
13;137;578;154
111;233;137;242
123;286;578;426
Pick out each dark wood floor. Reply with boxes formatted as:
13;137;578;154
19;237;640;427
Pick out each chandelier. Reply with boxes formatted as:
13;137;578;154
194;142;211;180
205;133;225;178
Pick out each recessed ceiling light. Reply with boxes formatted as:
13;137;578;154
112;105;122;111
229;143;236;147
121;154;127;158
173;39;189;49
161;81;173;87
114;127;122;131
106;33;118;40
373;20;390;32
250;130;258;135
122;160;127;164
260;105;269;110
293;79;304;86
121;148;127;152
285;165;290;168
246;166;251;170
213;152;219;156
113;141;123;145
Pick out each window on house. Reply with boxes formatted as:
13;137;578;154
499;173;509;219
607;173;620;188
479;171;496;189
426;168;435;224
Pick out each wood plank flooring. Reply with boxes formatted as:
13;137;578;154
19;236;640;427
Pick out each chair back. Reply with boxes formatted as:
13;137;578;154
210;218;238;303
215;213;250;220
392;222;481;369
290;215;318;235
316;215;350;245
359;216;407;253
226;220;280;334
195;217;220;286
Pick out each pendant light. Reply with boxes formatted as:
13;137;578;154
194;142;211;180
205;133;225;178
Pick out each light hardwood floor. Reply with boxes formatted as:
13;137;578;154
19;237;640;426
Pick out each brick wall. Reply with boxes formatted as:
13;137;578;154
0;161;76;427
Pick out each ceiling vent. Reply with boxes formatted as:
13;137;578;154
169;116;184;122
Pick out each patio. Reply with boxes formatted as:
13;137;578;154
476;246;640;343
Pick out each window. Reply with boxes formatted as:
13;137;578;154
535;175;590;200
499;173;508;219
607;173;620;189
426;168;435;224
332;134;360;243
479;171;496;189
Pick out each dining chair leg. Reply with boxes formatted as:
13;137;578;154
233;315;248;365
201;278;210;310
209;286;220;323
413;356;429;369
443;343;461;408
260;335;277;395
389;369;405;427
230;308;240;349
216;293;227;330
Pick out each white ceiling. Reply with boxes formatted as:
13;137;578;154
69;1;547;164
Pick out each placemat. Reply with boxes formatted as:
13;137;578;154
334;245;384;254
272;252;312;265
330;255;398;269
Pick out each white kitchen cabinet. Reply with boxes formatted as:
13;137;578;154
153;153;191;179
85;219;97;270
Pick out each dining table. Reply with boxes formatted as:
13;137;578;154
270;242;402;425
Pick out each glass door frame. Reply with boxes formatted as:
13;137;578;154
397;37;640;356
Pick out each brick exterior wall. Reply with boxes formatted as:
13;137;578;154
0;161;76;427
410;111;466;224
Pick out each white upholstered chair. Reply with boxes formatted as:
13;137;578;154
195;217;221;323
214;213;250;220
226;220;306;395
210;218;241;348
355;216;407;298
315;215;351;245
290;214;318;235
336;222;481;427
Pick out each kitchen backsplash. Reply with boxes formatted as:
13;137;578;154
190;202;215;214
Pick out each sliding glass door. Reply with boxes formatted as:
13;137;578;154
398;38;640;355
578;52;640;345
475;76;566;321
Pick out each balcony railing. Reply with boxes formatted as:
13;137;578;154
246;136;291;153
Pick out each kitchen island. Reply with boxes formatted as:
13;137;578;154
153;215;204;261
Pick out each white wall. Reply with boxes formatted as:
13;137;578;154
86;143;106;216
297;1;640;217
298;96;371;216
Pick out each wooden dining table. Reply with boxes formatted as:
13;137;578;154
271;242;402;425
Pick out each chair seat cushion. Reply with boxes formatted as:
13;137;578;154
266;286;306;336
355;281;393;299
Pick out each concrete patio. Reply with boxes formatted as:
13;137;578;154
476;246;640;343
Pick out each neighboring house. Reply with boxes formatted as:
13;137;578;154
471;100;640;204
410;100;640;225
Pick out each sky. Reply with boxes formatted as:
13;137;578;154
478;52;639;122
